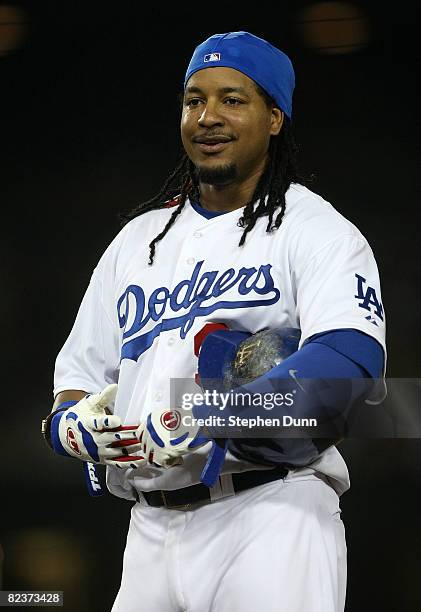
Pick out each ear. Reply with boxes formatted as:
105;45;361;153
270;108;284;136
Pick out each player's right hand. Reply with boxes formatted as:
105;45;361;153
49;384;146;469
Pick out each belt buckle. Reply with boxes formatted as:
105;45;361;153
160;490;191;511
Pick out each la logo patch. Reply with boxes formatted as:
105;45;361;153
354;273;384;324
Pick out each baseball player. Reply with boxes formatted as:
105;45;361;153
43;32;386;611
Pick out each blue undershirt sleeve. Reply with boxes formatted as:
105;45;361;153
303;328;384;378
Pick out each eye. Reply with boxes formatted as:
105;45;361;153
224;97;244;106
185;98;203;108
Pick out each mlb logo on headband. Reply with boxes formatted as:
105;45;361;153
204;52;221;63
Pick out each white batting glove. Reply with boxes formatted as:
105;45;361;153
48;384;146;469
136;407;210;468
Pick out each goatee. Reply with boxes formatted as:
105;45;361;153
196;163;237;185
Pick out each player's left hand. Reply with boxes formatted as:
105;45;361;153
136;405;211;468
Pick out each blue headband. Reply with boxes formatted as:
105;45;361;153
184;31;295;119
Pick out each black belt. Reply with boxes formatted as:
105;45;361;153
141;466;288;509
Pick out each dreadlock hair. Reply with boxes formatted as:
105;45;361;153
119;85;308;265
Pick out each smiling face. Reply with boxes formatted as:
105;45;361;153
181;67;283;187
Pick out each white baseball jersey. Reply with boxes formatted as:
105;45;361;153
54;183;386;499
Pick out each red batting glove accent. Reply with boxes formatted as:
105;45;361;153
113;455;145;462
110;438;139;448
108;424;139;432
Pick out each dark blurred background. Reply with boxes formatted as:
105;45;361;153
1;1;420;610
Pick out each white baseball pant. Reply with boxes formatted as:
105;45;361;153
112;471;347;612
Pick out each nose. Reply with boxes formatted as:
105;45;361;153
198;101;224;128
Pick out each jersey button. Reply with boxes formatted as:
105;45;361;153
167;337;175;346
155;391;163;401
193;231;202;238
186;257;196;265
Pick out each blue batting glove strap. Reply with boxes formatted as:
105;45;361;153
83;462;104;497
50;407;76;457
191;398;228;486
200;439;229;487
